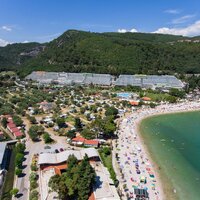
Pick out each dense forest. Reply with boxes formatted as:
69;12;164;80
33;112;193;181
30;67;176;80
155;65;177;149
1;30;200;77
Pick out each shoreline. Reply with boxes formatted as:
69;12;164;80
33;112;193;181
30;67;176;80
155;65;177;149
136;121;165;200
132;101;200;200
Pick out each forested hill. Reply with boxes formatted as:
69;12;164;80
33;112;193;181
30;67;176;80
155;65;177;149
1;30;200;77
0;42;45;71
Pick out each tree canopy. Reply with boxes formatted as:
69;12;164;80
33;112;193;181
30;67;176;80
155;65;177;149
49;154;96;200
1;30;200;76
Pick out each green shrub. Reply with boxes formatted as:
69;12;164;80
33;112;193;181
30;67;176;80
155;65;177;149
15;168;22;176
31;164;38;171
30;180;38;190
10;188;19;196
29;190;39;200
29;172;38;182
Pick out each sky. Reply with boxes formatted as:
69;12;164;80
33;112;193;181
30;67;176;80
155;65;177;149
0;0;200;46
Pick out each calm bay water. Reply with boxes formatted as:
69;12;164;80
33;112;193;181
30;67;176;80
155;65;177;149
139;111;200;200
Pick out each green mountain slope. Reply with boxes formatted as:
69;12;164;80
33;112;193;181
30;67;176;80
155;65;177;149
0;42;45;71
1;30;200;76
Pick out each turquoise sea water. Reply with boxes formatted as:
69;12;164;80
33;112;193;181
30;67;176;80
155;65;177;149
139;111;200;200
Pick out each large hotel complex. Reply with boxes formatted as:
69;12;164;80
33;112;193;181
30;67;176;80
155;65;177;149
26;71;184;90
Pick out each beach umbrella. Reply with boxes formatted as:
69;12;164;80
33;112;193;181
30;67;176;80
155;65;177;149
140;176;146;182
150;174;155;178
132;184;138;189
145;162;150;166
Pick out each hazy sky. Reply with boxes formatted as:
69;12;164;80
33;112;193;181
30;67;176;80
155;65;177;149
0;0;200;46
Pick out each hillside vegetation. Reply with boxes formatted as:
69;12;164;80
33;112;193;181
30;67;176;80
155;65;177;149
1;30;200;76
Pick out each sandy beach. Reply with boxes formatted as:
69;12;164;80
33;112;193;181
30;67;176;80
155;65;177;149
115;100;200;199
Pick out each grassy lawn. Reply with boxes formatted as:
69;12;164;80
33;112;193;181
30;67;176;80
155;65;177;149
145;92;171;102
1;146;16;200
98;148;117;185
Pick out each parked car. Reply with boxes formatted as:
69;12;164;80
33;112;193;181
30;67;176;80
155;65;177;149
60;148;64;152
55;149;59;153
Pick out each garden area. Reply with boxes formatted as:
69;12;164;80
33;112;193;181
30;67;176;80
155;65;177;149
98;147;118;186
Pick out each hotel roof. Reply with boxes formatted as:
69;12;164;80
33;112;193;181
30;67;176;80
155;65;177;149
38;148;99;165
26;71;184;89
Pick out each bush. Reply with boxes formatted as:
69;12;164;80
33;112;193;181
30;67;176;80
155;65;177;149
16;142;26;154
43;133;53;143
66;130;75;139
1;117;7;128
31;164;38;171
10;188;19;196
81;128;95;139
102;147;111;156
29;190;39;200
29;172;38;182
15;168;23;176
15;153;24;167
13;115;23;126
56;117;66;128
30;180;38;190
105;106;118;117
28;116;37;124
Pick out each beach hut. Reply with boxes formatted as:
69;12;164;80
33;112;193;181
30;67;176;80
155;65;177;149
134;188;149;199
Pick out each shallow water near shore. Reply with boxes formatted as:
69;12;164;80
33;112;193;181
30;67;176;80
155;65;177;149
139;111;200;200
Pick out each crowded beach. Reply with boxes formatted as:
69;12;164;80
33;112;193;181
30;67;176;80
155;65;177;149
114;101;200;200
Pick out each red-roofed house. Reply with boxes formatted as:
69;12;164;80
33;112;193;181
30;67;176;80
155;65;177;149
1;115;23;139
72;136;85;146
10;127;20;133
84;140;99;148
14;131;23;138
6;119;23;139
72;136;99;148
7;123;16;129
130;101;139;106
142;97;151;101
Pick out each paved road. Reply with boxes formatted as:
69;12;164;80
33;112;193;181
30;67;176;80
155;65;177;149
15;117;41;200
15;115;73;200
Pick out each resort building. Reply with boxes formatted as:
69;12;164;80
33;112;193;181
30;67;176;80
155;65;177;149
71;136;99;147
38;148;120;200
38;148;100;166
26;71;184;89
7;122;23;139
116;92;138;100
3;116;23;139
26;71;114;86
115;74;184;90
